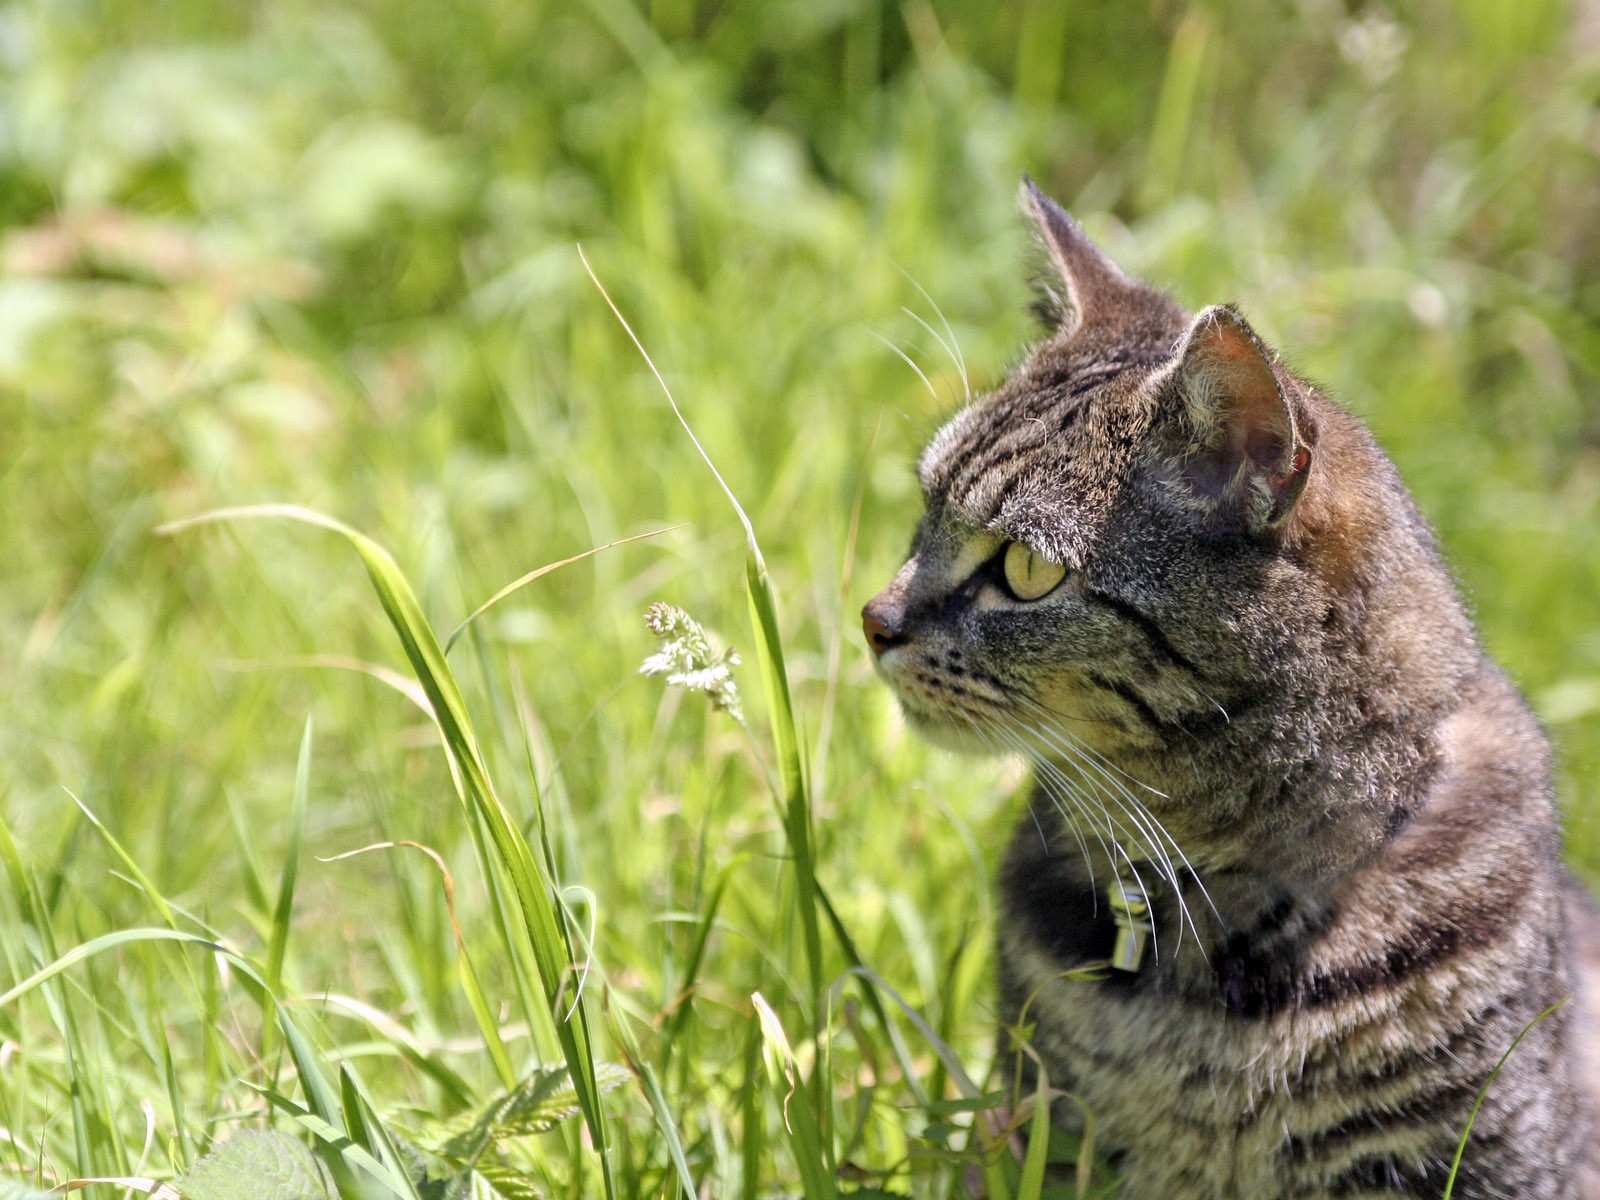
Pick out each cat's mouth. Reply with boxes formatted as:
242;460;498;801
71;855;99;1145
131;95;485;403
879;653;1162;762
874;658;1017;753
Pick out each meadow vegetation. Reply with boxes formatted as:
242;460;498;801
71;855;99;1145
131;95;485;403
0;1;1597;1196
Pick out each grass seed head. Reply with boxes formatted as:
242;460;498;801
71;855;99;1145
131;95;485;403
641;602;744;723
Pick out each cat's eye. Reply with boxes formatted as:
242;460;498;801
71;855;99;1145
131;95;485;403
1001;542;1067;601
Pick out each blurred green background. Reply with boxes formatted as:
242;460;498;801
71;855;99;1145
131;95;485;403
1;0;1597;1194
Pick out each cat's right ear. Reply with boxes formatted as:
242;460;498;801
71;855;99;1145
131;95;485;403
1172;304;1311;530
1020;177;1130;335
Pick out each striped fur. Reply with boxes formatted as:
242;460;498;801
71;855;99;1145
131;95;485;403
864;182;1599;1198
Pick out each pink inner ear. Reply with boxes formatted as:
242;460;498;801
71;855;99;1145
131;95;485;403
1243;425;1286;468
1193;315;1292;472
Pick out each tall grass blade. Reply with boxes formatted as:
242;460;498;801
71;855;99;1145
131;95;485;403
1140;5;1211;212
1016;1067;1051;1200
262;716;312;1069
267;717;311;990
662;856;741;1060
603;1000;698;1199
158;505;615;1197
739;1016;765;1200
339;1063;425;1200
63;791;177;929
743;564;826;1013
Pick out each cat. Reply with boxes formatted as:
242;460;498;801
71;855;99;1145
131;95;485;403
862;180;1600;1199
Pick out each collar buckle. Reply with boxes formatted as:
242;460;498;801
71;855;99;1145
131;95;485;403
1108;880;1152;973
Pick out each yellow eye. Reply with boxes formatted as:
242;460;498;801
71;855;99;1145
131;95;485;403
1002;542;1067;601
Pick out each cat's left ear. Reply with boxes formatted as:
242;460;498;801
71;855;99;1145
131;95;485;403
1174;304;1310;528
1020;177;1132;335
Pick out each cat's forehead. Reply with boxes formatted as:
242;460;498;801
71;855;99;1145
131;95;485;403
917;350;1167;564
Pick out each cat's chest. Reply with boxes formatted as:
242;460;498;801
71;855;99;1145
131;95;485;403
996;916;1402;1198
992;836;1474;1198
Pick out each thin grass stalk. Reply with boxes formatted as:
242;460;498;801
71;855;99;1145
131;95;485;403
338;1064;424;1200
602;994;698;1197
578;247;829;1033
751;994;839;1200
1441;996;1571;1199
740;1014;766;1200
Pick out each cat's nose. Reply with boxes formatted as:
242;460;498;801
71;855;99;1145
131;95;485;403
862;595;907;656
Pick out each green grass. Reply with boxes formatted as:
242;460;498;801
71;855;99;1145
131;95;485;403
0;1;1597;1195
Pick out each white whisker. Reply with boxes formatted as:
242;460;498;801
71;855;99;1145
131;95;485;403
1009;692;1217;957
892;262;970;401
868;329;939;405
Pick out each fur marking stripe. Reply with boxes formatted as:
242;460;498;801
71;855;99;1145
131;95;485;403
1085;587;1208;678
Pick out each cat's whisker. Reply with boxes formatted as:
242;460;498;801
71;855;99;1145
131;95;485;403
990;722;1163;950
1018;691;1173;800
1030;761;1160;949
867;329;939;406
891;262;971;401
965;714;1096;877
900;306;970;403
1032;754;1185;961
961;711;1118;901
1010;697;1180;862
983;719;1125;906
1010;695;1216;952
1015;693;1209;886
1193;685;1231;725
1032;748;1166;886
984;722;1112;900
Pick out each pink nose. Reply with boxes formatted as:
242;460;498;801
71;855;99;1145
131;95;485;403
862;601;904;656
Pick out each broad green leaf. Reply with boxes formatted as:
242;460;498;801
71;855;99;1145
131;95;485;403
177;1130;336;1200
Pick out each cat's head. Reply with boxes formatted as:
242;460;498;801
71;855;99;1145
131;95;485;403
863;181;1396;773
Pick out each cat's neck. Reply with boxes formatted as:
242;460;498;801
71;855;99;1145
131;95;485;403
1029;652;1477;890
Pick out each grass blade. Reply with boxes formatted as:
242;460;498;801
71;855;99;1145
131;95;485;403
262;716;312;1069
751;994;838;1200
62;791;177;929
443;526;682;654
1015;1067;1051;1200
1441;996;1571;1199
267;716;311;988
159;504;615;1197
339;1063;424;1200
603;996;698;1199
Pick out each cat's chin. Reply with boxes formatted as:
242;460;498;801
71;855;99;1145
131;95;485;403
896;703;997;756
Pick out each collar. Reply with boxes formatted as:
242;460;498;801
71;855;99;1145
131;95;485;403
1107;879;1153;972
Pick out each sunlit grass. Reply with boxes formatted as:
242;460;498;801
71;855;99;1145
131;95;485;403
0;0;1596;1195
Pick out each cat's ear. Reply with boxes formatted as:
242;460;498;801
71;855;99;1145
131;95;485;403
1020;177;1131;335
1174;304;1310;528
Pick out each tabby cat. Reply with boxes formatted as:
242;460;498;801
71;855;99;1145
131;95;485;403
862;181;1600;1198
